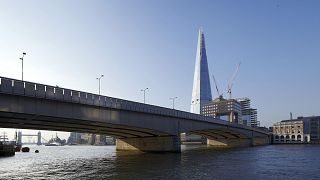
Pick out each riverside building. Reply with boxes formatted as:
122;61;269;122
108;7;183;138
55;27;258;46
272;116;320;144
273;119;308;144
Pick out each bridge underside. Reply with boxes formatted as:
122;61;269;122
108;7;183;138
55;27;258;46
191;129;248;139
0;111;170;139
0;110;270;151
0;111;270;152
0;111;183;152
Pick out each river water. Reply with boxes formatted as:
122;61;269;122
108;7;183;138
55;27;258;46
0;145;319;180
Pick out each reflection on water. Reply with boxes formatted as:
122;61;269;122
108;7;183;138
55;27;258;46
1;145;320;179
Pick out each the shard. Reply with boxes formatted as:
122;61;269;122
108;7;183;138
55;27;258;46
191;29;212;114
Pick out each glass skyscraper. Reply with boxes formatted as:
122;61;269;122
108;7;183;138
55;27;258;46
191;29;213;114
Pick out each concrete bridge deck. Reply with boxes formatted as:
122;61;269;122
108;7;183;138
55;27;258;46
0;76;270;152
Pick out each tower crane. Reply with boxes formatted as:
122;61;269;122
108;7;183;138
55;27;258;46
212;72;221;98
227;62;241;99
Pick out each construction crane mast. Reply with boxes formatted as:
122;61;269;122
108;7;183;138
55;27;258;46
212;73;221;98
227;62;241;99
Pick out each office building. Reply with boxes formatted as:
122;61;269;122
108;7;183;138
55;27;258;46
310;116;320;143
190;28;212;114
237;98;259;127
202;95;242;123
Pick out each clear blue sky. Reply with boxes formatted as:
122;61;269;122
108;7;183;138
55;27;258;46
1;0;320;140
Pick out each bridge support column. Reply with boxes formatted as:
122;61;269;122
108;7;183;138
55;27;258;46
207;138;252;148
207;136;271;148
17;131;22;145
37;131;42;145
252;136;271;146
116;136;181;153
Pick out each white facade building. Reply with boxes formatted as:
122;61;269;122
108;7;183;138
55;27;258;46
273;120;310;144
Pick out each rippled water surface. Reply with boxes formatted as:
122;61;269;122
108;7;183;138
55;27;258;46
1;145;320;180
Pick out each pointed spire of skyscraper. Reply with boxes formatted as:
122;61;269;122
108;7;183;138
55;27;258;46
191;28;212;114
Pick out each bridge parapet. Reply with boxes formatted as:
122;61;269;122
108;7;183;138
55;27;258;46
0;77;176;116
0;76;215;122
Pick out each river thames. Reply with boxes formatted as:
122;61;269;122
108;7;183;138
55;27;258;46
1;145;320;180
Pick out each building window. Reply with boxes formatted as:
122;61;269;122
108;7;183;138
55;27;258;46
297;135;301;142
291;135;295;141
285;135;290;142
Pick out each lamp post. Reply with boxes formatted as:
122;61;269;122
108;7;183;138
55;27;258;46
20;52;26;81
191;98;199;113
141;88;149;104
170;97;178;109
96;75;104;95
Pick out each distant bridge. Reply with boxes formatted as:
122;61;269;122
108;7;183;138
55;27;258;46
16;131;46;145
0;76;270;152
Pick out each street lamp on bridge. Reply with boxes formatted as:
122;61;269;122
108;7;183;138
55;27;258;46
19;52;26;81
96;75;104;95
141;87;149;104
170;97;178;109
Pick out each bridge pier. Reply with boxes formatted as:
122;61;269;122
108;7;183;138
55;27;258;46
251;136;271;146
116;136;181;153
207;138;252;148
207;136;270;148
37;131;42;145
